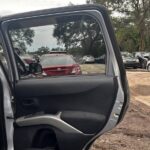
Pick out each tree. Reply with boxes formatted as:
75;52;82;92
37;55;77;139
9;28;35;53
37;46;50;55
90;0;150;52
116;25;139;52
53;16;106;57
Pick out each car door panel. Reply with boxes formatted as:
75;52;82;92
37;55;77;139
13;75;118;150
15;76;116;111
0;4;129;150
14;125;92;150
15;75;117;134
60;111;106;134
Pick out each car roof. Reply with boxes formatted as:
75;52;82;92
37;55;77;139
0;4;106;23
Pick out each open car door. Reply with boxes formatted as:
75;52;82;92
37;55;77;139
1;4;129;150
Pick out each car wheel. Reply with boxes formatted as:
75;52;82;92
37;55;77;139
147;64;150;72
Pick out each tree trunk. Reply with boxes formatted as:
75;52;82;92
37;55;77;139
139;24;145;51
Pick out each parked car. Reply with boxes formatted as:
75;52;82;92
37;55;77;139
20;54;34;64
133;52;149;68
82;55;95;63
142;52;150;58
121;52;139;68
0;4;129;150
147;60;150;71
94;54;106;64
40;54;82;76
133;52;144;58
146;54;150;71
49;51;67;54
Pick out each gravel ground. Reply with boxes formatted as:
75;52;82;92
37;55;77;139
90;70;150;150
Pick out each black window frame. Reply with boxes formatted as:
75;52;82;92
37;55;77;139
2;11;109;80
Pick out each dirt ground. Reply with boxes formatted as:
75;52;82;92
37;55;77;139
91;70;150;150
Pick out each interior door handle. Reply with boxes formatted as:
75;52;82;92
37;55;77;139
22;98;39;108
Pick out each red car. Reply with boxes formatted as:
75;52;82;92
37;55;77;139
40;54;82;76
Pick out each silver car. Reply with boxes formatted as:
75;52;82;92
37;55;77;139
82;55;95;63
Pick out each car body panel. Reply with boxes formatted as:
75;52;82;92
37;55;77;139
121;52;139;68
41;54;81;76
133;52;149;69
42;64;81;76
147;60;150;71
82;55;95;63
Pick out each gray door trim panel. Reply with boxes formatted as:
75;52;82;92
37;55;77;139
16;112;93;136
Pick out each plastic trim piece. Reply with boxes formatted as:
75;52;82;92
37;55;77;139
16;112;91;135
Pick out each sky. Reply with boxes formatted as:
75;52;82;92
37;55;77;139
0;0;87;51
0;0;87;16
27;25;65;51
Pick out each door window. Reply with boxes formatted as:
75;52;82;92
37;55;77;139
0;44;8;72
8;15;107;79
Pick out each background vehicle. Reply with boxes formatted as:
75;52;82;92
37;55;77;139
0;4;129;150
94;54;105;64
133;52;149;69
146;60;150;71
121;52;139;68
20;54;34;64
49;51;67;54
142;52;150;59
82;55;95;63
41;54;81;76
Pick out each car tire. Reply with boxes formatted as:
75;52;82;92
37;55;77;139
147;64;150;72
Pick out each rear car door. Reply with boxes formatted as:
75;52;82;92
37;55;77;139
1;4;129;150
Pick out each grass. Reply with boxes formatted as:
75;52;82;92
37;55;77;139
80;64;105;74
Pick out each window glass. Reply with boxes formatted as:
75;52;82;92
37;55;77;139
41;55;76;67
8;15;107;79
0;44;8;71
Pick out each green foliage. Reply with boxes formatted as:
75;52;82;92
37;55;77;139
9;28;34;53
116;26;139;52
91;0;150;52
28;46;50;55
37;46;50;55
53;16;106;57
